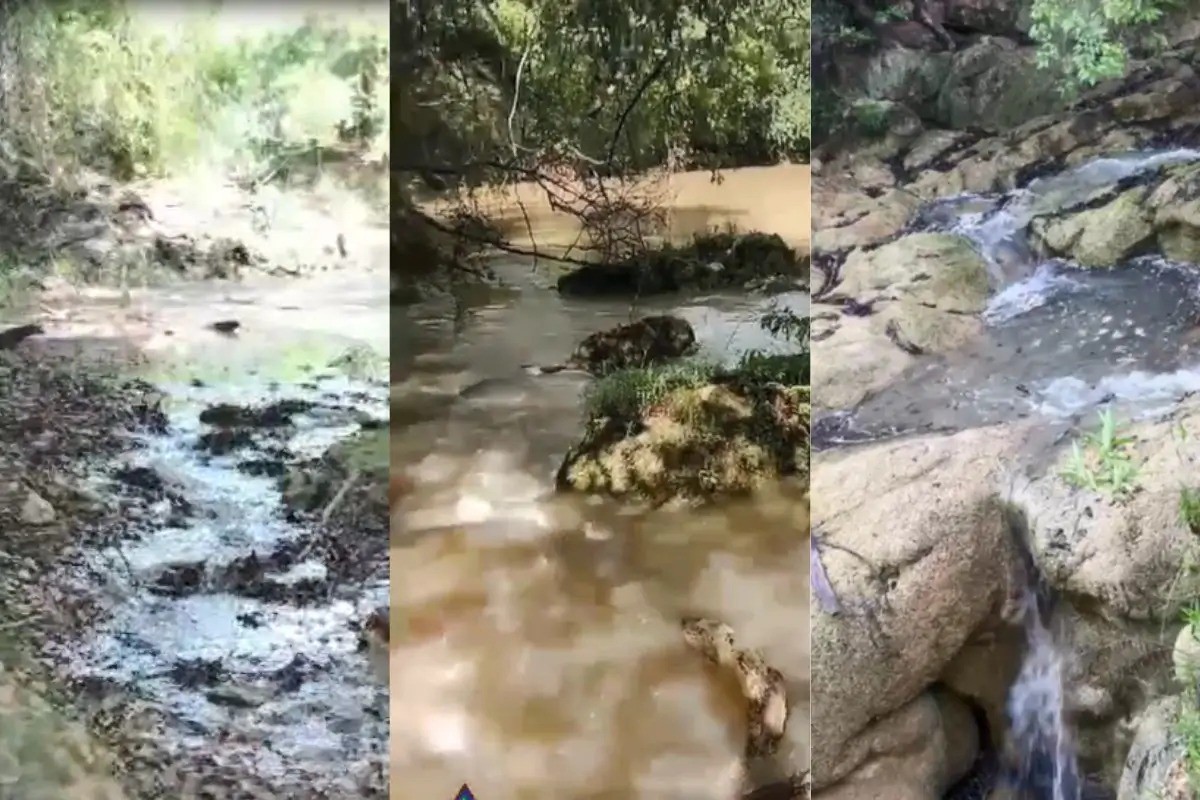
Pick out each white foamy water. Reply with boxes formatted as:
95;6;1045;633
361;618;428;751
819;150;1200;446
1006;584;1081;800
982;263;1084;324
47;347;391;794
1039;369;1200;419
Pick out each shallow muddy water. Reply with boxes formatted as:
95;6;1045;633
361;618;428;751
393;196;811;800
817;150;1200;448
23;266;391;795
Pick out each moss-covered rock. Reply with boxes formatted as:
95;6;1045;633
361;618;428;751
557;380;809;504
1149;161;1200;264
556;231;805;298
282;426;388;520
550;315;697;376
836;232;991;313
1030;185;1156;267
1029;162;1200;267
935;37;1062;133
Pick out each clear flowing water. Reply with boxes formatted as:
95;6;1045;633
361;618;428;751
1005;578;1080;800
393;256;810;800
816;149;1200;448
55;378;388;789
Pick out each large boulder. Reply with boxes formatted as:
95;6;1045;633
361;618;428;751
815;690;979;800
1026;162;1200;267
1030;185;1156;267
834;232;991;312
1010;406;1200;622
812;233;990;410
813;401;1200;794
1148;161;1200;263
935;37;1063;132
810;424;1026;789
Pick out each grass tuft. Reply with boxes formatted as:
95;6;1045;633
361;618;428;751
1060;409;1140;499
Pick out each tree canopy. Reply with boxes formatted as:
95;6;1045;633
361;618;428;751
397;0;810;185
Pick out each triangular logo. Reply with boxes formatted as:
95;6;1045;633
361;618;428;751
454;785;476;800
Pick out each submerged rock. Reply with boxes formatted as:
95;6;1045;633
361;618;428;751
529;314;697;376
558;382;809;503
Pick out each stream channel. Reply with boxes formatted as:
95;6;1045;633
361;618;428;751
815;148;1200;449
393;256;810;800
35;268;391;796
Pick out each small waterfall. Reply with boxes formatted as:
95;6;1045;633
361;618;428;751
1004;507;1082;800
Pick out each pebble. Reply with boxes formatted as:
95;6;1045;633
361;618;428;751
20;490;56;526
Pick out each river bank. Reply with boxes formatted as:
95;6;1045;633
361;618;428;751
0;167;390;797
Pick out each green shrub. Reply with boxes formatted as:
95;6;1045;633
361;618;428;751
0;2;388;185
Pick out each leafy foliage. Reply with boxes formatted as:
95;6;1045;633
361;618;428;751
0;2;387;184
398;0;810;179
1029;0;1173;92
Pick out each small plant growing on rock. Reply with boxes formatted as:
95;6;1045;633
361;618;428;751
583;361;717;423
1061;409;1140;498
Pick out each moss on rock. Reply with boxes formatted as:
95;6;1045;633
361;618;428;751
558;378;809;504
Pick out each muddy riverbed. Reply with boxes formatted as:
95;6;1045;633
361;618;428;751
393;246;810;799
3;258;390;796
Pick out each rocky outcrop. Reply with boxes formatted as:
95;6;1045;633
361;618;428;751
559;382;809;504
816;48;1200;251
813;232;989;410
810;424;1026;793
814;15;1200;796
812;398;1200;797
811;40;1200;415
1030;162;1200;267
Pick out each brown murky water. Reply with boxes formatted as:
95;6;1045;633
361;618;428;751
393;166;811;800
431;163;812;257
